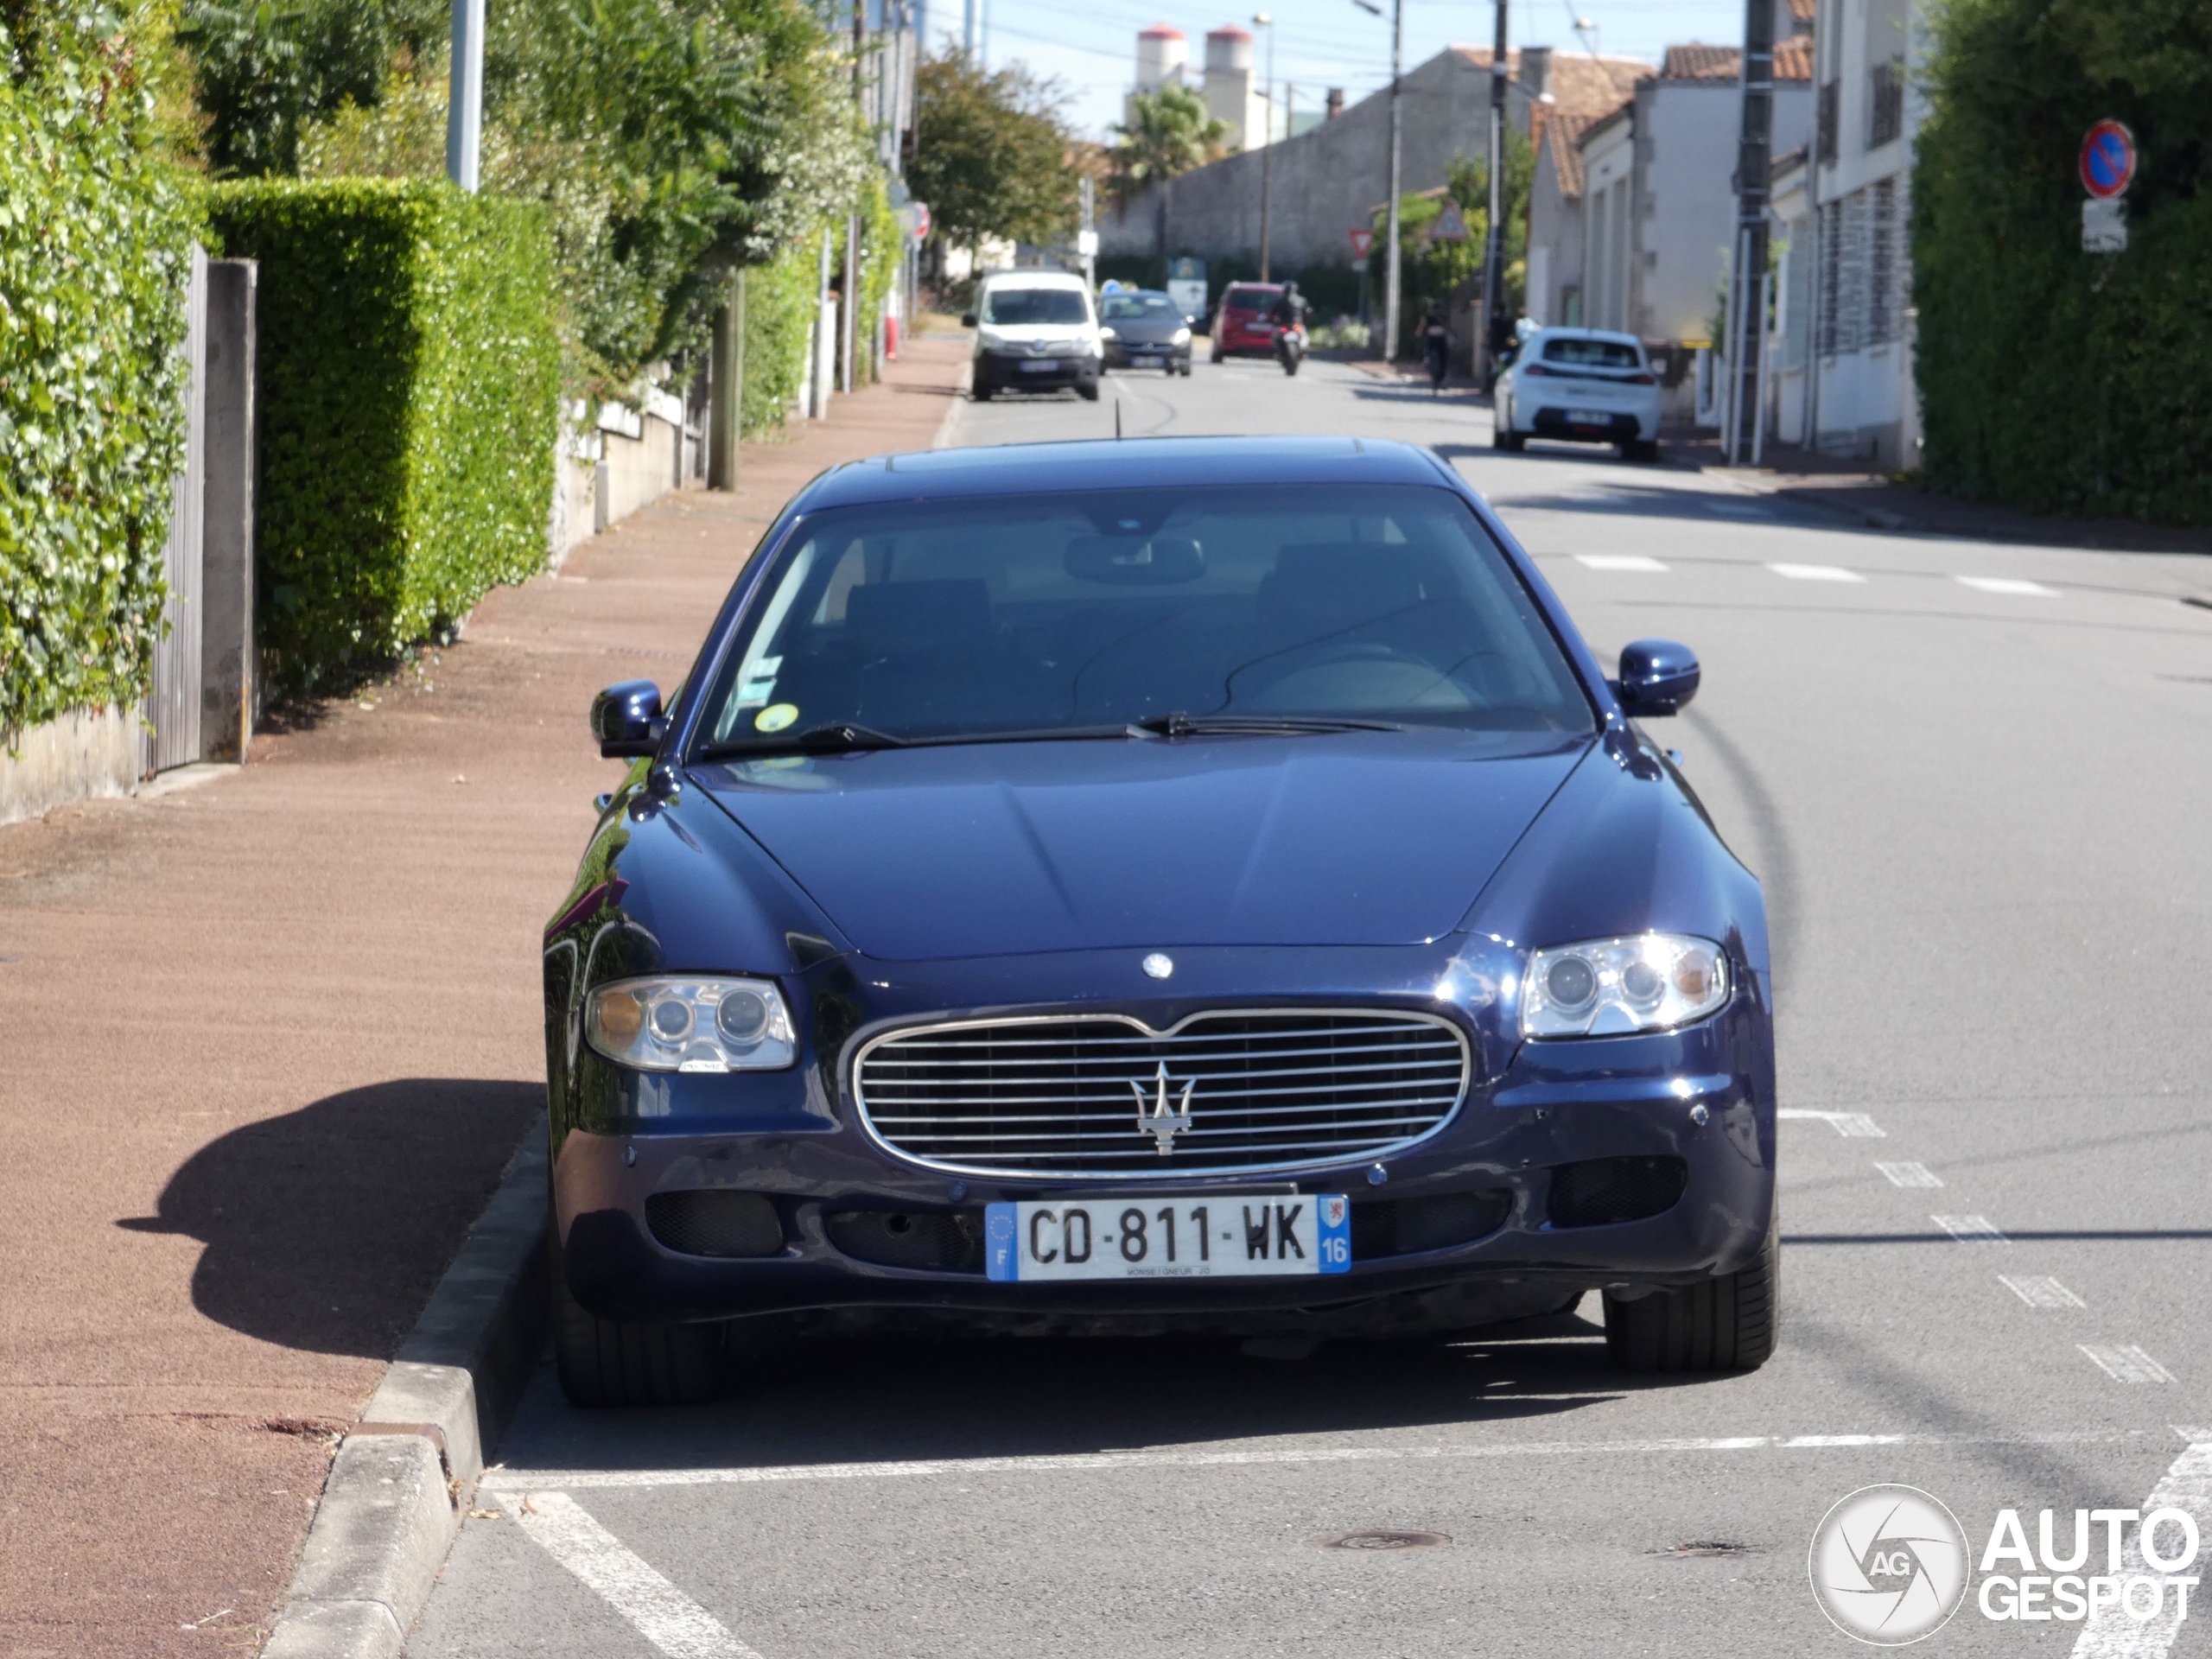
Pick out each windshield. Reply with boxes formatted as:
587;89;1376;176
982;288;1090;326
1104;294;1178;320
695;486;1594;753
1541;336;1643;370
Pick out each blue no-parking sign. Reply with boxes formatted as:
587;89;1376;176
2079;120;2136;200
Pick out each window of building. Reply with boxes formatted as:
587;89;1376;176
1817;81;1838;164
1867;177;1897;346
1869;56;1904;148
1816;200;1840;358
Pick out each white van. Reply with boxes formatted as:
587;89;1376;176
962;270;1103;403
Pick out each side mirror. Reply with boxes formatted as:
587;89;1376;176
591;679;664;758
1613;639;1700;716
959;312;978;328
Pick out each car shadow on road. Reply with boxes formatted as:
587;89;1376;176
117;1077;543;1360
490;1304;1747;1476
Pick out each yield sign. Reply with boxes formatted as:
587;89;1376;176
1431;200;1471;241
1349;227;1375;258
2079;121;2136;199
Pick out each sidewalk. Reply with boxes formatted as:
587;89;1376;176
1662;431;2212;559
0;337;969;1657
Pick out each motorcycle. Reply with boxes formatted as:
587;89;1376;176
1274;323;1306;377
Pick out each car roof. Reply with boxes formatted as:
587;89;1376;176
977;268;1087;289
793;435;1459;510
1534;326;1643;346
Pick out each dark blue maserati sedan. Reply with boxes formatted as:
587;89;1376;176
543;435;1777;1406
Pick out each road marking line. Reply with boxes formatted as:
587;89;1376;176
1958;575;2061;597
2080;1344;2176;1385
2000;1274;2087;1308
2071;1430;2212;1657
1778;1109;1885;1137
1574;554;1669;572
1876;1160;1943;1188
1932;1213;2008;1243
482;1430;2161;1494
517;1490;764;1658
1768;562;1866;582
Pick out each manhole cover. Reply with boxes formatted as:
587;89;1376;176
1652;1541;1758;1559
1312;1529;1451;1551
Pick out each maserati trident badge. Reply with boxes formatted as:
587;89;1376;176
1131;1062;1195;1155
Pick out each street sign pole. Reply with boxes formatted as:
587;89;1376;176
1383;0;1403;362
446;0;483;191
1255;13;1275;282
1478;0;1507;389
1725;0;1775;464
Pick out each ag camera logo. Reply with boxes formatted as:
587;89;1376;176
1808;1484;1971;1645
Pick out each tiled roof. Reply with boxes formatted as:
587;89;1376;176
1535;110;1595;198
1657;38;1815;82
1449;47;1650;119
1789;0;1816;24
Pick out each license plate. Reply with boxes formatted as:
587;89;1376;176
985;1195;1351;1282
1567;408;1611;425
1019;359;1062;373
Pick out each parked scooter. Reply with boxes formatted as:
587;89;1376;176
1274;324;1306;376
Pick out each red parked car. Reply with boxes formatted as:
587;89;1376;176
1209;282;1283;361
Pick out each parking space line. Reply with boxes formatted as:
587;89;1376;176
1959;575;2061;597
1933;1213;2009;1243
1768;563;1866;583
482;1429;2166;1494
1574;554;1669;572
2000;1274;2088;1309
516;1490;765;1658
1876;1161;1944;1188
2079;1344;2177;1385
1779;1109;1886;1137
2071;1432;2212;1657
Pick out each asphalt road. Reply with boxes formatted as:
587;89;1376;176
406;354;2212;1658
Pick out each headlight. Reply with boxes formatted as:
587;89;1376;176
1173;326;1191;344
977;328;1005;349
1100;325;1117;340
585;976;798;1071
1521;934;1728;1039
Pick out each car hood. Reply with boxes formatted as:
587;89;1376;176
692;732;1588;962
1109;319;1187;342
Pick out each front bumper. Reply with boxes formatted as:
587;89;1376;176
1103;339;1192;369
550;949;1776;1329
976;349;1099;391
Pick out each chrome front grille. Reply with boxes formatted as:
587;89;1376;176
852;1009;1469;1179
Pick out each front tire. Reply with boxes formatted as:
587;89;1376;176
551;1220;724;1408
1077;378;1101;402
1602;1209;1778;1374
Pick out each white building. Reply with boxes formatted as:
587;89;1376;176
1796;0;1925;466
1126;22;1268;153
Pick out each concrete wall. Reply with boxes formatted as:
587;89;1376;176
0;706;141;828
1102;50;1516;276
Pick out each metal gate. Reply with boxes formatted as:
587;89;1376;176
143;245;208;775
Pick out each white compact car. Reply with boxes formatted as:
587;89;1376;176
963;270;1104;403
1493;327;1662;461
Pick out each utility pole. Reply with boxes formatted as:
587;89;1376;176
1478;0;1508;387
708;271;745;490
1726;0;1776;462
1078;175;1096;289
1255;12;1275;282
1383;0;1403;361
963;0;976;58
842;0;862;395
445;0;483;191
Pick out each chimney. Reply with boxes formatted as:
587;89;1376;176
1519;45;1551;101
1325;86;1344;119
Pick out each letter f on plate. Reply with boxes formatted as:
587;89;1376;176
1132;1062;1195;1155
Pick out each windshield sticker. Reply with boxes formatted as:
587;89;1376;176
754;702;799;734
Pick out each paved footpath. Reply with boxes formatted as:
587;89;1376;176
0;337;967;1657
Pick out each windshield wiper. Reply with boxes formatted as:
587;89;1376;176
696;722;908;761
1128;712;1412;737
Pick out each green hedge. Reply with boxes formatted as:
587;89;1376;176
741;235;823;437
1;14;194;737
206;179;561;690
1914;0;2212;522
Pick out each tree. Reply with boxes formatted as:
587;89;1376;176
1109;82;1227;200
907;53;1075;257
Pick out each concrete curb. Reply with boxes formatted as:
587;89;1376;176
262;1116;550;1658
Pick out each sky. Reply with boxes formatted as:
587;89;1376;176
940;0;1755;143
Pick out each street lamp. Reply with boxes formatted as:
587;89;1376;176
1254;12;1276;282
1350;0;1403;362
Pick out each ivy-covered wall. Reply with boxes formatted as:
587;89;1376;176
1914;0;2212;522
1;13;194;737
207;179;561;690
